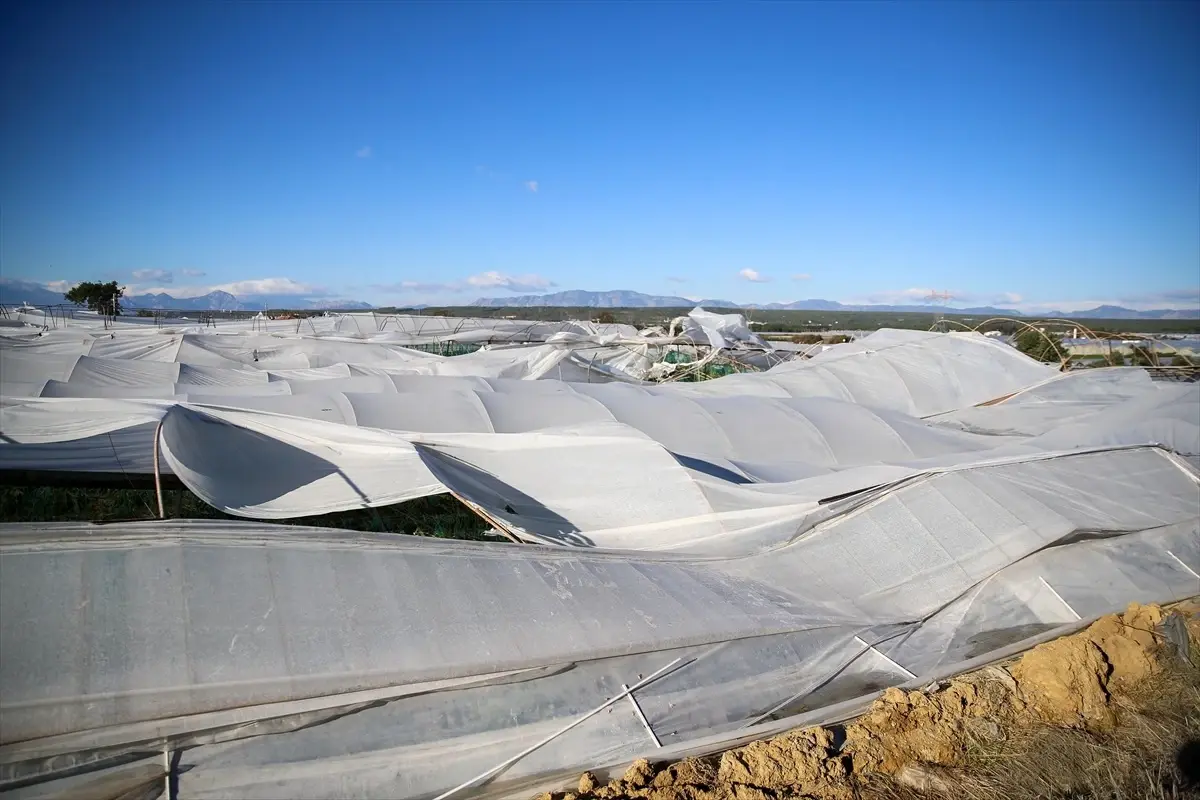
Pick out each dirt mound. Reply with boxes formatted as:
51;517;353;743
545;729;855;800
843;670;1019;775
536;601;1198;800
1009;602;1164;730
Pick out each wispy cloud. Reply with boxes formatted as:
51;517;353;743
117;276;328;299
44;280;73;293
180;269;206;278
738;268;770;283
475;165;504;179
356;145;373;158
466;271;553;292
857;288;939;304
132;268;173;283
523;180;539;193
1153;288;1200;305
209;277;326;296
370;280;462;293
665;276;689;284
370;272;557;296
792;273;812;281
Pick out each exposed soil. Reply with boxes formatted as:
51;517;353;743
534;600;1200;800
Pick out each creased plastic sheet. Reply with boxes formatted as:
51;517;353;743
1;447;1196;799
927;367;1178;437
1;386;1011;479
83;395;1200;527
675;329;1057;417
676;307;770;350
934;379;1200;458
4;326;1051;411
6;375;1197;501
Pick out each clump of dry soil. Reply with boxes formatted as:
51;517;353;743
535;601;1199;800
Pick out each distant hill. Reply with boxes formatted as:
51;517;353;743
0;279;66;307
127;291;245;311
469;289;1200;320
125;291;373;311
751;301;1023;315
469;290;739;308
471;290;1016;315
0;281;372;312
4;279;1193;319
1049;305;1200;320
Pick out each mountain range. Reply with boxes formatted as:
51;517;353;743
2;280;1196;319
470;289;1200;319
123;291;373;311
0;280;372;312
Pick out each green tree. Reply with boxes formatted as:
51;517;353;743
1130;344;1158;367
64;281;125;315
1014;328;1067;364
596;311;616;325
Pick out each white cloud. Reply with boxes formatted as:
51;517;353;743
370;280;464;294
738;268;770;283
999;292;1023;305
210;277;325;296
524;180;539;193
180;269;206;277
791;273;812;281
466;271;554;292
121;276;327;299
851;288;939;304
131;268;173;283
1152;288;1200;306
356;145;373;158
44;280;73;293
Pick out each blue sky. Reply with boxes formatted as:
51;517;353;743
2;1;1197;311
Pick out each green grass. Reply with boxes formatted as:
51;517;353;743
0;486;493;540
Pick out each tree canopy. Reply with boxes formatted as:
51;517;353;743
64;281;125;315
1014;328;1067;364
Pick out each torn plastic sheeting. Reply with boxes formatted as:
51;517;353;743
677;307;770;351
158;404;445;518
1;665;569;792
734;329;1058;417
0;398;175;444
0;520;877;747
39;380;294;399
2;463;1195;799
148;402;933;531
3;387;1014;485
422;441;1200;556
0;755;165;800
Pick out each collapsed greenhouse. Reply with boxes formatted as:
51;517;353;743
0;307;1197;799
